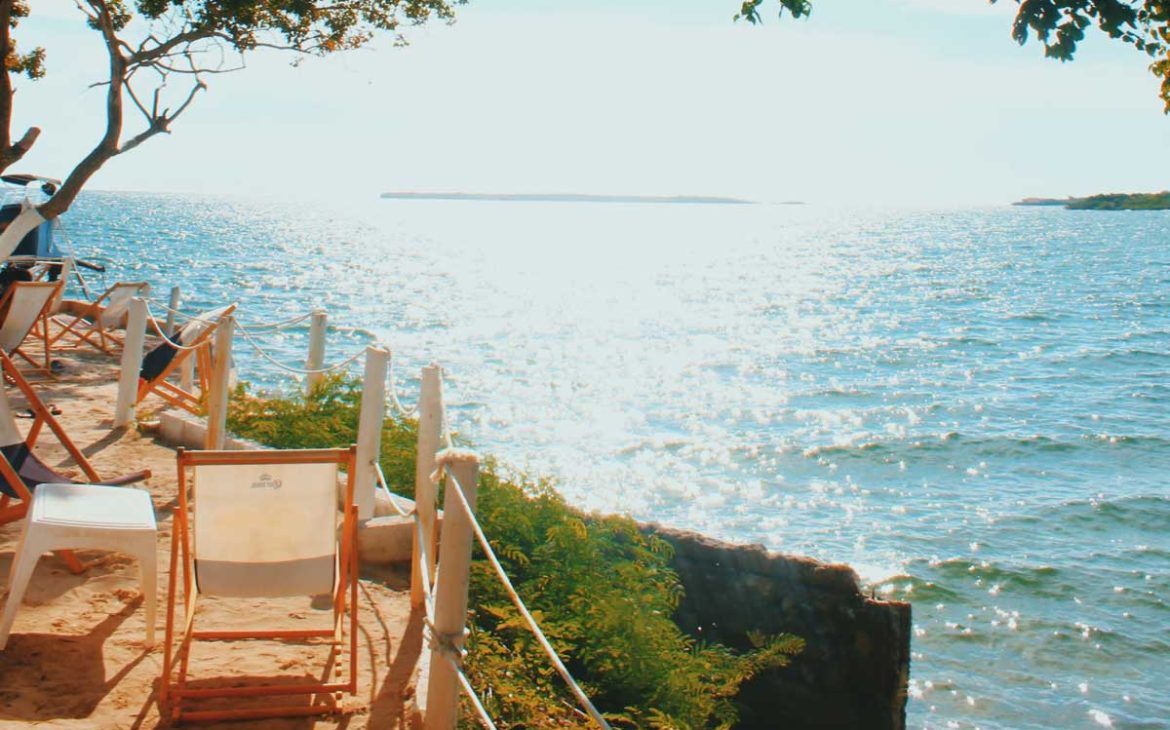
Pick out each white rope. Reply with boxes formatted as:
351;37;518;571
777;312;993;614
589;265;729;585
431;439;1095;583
447;653;500;730
236;324;367;375
145;297;206;323
373;462;414;519
441;469;612;730
143;305;209;352
237;310;316;332
386;355;419;418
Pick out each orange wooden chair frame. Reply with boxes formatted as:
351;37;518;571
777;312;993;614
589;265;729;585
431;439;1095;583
0;352;151;572
48;281;150;354
136;303;236;416
162;446;360;723
0;280;63;375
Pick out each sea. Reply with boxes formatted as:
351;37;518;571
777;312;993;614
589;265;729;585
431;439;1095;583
63;191;1170;729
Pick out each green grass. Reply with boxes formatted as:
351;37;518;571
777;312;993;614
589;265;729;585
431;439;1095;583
227;375;803;729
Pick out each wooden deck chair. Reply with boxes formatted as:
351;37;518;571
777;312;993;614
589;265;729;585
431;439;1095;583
0;352;151;572
163;446;359;723
0;281;63;375
48;281;150;354
137;304;236;415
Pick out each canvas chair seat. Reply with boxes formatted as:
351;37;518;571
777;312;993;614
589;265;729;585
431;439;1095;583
0;280;62;375
163;446;359;723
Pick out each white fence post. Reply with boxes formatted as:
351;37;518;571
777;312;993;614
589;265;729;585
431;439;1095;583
425;449;480;730
305;309;328;393
412;363;444;607
165;285;181;337
180;350;194;392
355;346;389;520
204;313;235;449
113;297;147;428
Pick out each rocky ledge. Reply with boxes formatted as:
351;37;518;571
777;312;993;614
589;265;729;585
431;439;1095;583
646;526;911;730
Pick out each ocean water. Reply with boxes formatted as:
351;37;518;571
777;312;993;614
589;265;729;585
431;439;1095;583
64;191;1169;729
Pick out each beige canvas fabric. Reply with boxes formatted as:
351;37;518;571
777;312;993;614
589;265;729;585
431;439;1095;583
96;282;149;328
191;461;337;597
0;282;55;354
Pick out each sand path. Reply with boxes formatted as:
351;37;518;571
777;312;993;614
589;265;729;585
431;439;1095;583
0;345;423;729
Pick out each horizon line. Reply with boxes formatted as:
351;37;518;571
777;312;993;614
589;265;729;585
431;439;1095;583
379;191;775;205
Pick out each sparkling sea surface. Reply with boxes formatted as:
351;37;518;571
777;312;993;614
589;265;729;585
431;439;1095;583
64;191;1169;729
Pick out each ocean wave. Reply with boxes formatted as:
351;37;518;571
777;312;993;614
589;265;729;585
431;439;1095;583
923;558;1072;595
799;433;1084;462
1028;495;1170;535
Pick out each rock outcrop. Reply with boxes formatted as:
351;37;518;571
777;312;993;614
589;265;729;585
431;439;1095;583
647;526;911;730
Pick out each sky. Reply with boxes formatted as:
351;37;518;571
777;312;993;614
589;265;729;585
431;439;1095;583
14;0;1170;205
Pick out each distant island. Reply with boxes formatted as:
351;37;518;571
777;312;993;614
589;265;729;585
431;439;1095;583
381;192;758;205
1014;191;1170;210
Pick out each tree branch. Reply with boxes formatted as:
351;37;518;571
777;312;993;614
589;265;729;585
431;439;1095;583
38;0;125;219
128;27;216;66
0;0;13;155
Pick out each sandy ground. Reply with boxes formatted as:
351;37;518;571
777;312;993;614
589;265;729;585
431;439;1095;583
0;343;424;729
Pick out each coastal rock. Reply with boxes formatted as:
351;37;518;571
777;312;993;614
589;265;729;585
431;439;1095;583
645;525;911;730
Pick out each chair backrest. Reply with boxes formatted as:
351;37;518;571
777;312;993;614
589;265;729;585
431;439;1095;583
139;304;236;385
182;448;351;598
175;304;232;347
0;281;58;353
96;281;150;328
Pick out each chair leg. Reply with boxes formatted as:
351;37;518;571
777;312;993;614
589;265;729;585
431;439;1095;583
137;535;157;648
0;523;42;650
58;549;85;574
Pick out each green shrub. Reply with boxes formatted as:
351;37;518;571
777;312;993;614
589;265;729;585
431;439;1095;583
227;376;803;729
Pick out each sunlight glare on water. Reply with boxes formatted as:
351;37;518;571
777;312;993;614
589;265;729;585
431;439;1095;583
67;192;1170;729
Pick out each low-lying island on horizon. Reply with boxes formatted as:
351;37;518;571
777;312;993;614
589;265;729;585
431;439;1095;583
381;191;762;205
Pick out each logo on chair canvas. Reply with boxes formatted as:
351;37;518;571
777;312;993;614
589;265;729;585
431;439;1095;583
250;473;283;490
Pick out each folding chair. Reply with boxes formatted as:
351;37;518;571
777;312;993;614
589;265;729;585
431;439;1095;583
0;352;151;572
137;304;236;415
163;446;359;723
0;280;63;375
48;281;150;354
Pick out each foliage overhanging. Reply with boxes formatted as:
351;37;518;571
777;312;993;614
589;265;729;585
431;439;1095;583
743;0;1170;111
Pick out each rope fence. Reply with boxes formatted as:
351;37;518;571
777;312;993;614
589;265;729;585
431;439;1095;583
131;289;607;729
387;356;419;417
439;467;613;730
235;323;367;375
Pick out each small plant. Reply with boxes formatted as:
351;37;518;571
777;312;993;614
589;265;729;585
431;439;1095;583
227;377;803;729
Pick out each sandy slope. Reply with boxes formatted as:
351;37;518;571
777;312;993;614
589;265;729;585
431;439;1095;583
0;345;423;729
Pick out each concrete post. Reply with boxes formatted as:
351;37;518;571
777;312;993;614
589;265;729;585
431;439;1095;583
306;309;328;393
412;363;444;607
204;313;235;449
113;297;147;428
180;351;194;392
165;285;181;337
425;450;480;730
355;346;389;520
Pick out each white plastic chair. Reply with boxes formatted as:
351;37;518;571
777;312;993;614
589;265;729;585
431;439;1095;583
0;482;158;650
